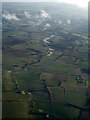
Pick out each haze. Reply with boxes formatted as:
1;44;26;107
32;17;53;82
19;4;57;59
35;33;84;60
3;0;89;8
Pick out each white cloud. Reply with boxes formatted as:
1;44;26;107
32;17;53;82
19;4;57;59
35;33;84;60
41;10;50;18
3;13;19;20
45;23;51;27
58;20;62;24
24;11;31;18
67;19;70;24
43;23;51;31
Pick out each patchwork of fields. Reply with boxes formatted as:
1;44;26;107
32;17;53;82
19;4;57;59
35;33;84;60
2;2;88;119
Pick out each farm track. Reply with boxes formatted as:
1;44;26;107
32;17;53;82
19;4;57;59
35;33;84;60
42;80;54;116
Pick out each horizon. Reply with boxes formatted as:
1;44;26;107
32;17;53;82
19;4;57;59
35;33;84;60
2;0;89;8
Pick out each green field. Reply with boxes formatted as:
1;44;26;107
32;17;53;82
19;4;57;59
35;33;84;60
2;2;88;119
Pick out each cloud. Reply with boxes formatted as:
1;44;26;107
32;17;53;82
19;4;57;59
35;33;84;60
24;11;31;18
58;20;62;24
67;19;70;24
3;13;19;20
45;23;51;27
41;10;50;18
